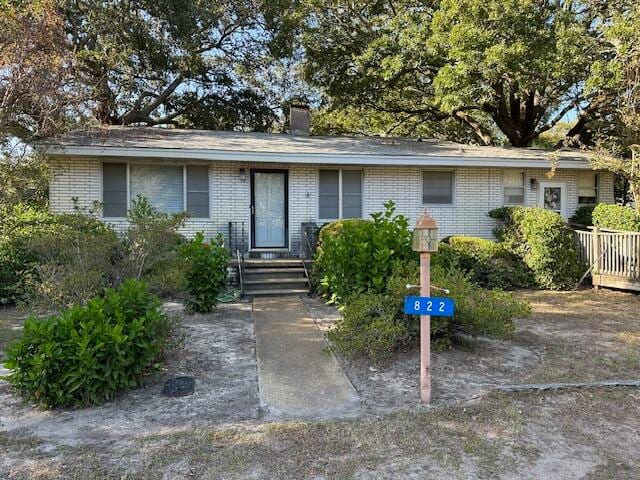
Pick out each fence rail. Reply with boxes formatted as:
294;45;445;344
574;227;640;291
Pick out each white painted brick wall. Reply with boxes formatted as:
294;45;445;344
49;157;616;252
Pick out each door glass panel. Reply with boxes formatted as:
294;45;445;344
543;187;562;212
254;172;286;248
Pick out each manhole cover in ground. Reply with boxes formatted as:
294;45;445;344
162;376;195;397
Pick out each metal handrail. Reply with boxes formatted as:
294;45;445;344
236;249;244;296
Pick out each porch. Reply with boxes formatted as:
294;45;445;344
574;226;640;292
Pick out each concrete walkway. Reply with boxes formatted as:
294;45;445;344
253;296;360;419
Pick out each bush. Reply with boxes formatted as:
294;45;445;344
180;232;229;313
489;207;581;289
327;293;410;363
122;196;187;283
4;280;175;408
327;255;530;362
443;236;533;289
591;204;640;231
314;200;414;302
569;205;595;226
0;204;118;307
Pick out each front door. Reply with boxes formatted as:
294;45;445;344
251;169;288;249
538;181;567;218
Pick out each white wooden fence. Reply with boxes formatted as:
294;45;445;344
574;227;640;290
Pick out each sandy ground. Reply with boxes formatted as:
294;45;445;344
1;289;639;479
0;302;259;461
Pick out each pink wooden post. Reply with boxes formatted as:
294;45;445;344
420;251;431;403
412;210;438;404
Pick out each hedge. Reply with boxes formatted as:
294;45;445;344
591;204;640;232
489;207;581;289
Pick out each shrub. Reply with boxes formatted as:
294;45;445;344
327;293;410;363
0;204;118;307
4;280;175;408
489;207;581;289
443;236;533;289
327;255;530;362
313;200;414;302
180;232;229;313
592;204;640;231
387;259;528;343
569;205;595;226
122;196;188;282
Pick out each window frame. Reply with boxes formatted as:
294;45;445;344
502;170;526;206
317;168;364;222
421;169;455;206
101;161;211;220
577;171;599;206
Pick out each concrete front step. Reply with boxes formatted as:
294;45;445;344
243;259;303;268
244;267;306;274
245;288;309;296
245;269;306;281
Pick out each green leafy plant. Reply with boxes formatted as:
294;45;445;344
489;206;581;289
180;232;229;313
313;200;415;302
443;236;533;289
591;203;640;231
569;205;596;226
4;280;176;408
327;253;530;363
123;196;188;281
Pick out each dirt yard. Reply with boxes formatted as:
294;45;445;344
1;289;640;479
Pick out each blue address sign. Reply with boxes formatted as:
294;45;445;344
403;296;455;317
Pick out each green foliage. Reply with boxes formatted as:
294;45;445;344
327;293;410;363
58;0;303;130
180;232;229;313
123;196;187;283
443;236;533;289
313;200;414;302
328;254;530;362
490;207;581;289
0;203;116;307
0;154;48;208
592;203;640;232
569;205;596;226
303;0;625;146
4;280;175;408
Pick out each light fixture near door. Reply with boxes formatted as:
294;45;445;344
239;168;247;182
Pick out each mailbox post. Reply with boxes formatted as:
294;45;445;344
412;210;439;403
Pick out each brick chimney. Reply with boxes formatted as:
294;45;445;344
289;105;310;136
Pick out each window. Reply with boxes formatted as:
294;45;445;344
130;164;184;213
102;163;127;217
578;171;598;205
318;169;362;219
186;165;210;217
422;170;453;204
503;171;525;205
102;163;210;218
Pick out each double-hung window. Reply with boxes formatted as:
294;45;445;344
422;170;454;204
578;171;598;206
318;169;363;220
503;171;526;205
102;163;210;218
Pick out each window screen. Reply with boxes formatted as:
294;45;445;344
422;171;453;204
186;165;210;217
504;171;525;205
130;164;184;213
342;170;362;218
102;163;127;217
578;172;598;205
319;170;339;219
